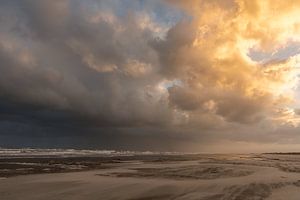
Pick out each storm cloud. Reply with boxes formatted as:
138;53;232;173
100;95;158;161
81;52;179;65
1;0;300;152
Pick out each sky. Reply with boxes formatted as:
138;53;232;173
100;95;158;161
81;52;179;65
1;0;300;152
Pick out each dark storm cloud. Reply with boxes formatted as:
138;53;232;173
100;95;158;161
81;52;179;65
1;0;300;152
0;0;176;128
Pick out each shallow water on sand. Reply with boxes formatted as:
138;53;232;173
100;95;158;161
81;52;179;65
1;153;300;199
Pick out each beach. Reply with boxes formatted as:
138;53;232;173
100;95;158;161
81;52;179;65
1;151;300;199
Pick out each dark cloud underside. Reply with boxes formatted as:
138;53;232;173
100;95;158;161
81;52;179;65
1;0;300;152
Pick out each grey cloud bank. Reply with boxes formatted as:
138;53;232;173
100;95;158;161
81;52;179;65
1;0;300;152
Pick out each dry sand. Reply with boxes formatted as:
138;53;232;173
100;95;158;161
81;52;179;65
1;153;300;199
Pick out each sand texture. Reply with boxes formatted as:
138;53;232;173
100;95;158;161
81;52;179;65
1;153;300;199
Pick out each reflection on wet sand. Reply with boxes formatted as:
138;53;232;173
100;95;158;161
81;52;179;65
1;152;300;199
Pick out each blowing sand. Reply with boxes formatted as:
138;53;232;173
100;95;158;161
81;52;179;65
1;153;300;199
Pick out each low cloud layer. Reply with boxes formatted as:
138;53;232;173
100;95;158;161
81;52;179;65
1;0;300;152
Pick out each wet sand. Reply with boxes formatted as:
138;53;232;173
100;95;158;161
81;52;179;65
1;153;300;199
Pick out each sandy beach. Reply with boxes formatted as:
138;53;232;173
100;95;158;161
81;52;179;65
2;1;300;199
1;152;300;199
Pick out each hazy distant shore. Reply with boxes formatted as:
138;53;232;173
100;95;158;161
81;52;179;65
0;148;199;178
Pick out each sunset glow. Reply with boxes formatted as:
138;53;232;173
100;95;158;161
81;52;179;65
1;0;300;152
